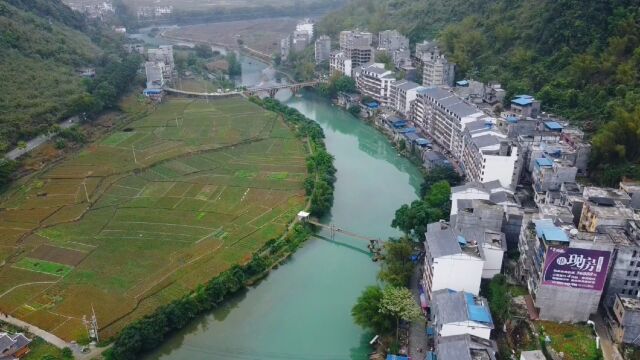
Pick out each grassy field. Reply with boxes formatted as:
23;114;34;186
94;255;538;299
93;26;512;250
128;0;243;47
539;321;600;360
0;96;308;341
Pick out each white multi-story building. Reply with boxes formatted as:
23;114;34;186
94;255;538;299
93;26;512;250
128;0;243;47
339;30;374;68
411;87;521;189
296;19;314;38
422;46;455;87
354;63;396;106
461;122;521;189
431;289;494;340
329;51;352;77
147;45;174;80
145;61;165;89
423;221;485;299
291;30;310;53
280;36;291;60
411;87;485;158
314;35;331;64
390;80;422;117
378;30;409;51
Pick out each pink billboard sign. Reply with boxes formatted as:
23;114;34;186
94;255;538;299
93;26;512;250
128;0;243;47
542;247;611;291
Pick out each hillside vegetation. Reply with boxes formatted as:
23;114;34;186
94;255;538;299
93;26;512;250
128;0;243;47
319;0;640;184
0;0;140;151
316;0;490;42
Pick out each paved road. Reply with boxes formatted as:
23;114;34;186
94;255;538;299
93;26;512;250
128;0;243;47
5;116;79;161
408;264;429;359
592;313;624;360
1;313;67;349
1;312;109;359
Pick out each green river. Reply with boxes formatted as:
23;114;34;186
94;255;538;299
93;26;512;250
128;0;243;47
144;54;423;360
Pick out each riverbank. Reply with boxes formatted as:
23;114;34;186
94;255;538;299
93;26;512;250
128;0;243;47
106;96;335;360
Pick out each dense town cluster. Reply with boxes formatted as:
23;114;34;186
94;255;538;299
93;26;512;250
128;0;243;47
315;27;640;360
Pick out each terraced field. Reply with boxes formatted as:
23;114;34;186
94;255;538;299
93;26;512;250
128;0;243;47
0;97;308;340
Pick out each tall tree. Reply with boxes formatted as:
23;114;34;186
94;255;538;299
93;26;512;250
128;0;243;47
351;286;394;334
380;286;422;342
378;238;414;287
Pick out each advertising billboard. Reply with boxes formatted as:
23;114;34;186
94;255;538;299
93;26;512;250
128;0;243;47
542;247;611;291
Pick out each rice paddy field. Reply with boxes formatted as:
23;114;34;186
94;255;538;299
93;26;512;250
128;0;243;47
0;96;308;340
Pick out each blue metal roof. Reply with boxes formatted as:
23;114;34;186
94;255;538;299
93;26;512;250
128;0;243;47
457;235;467;245
426;352;436;360
456;80;469;86
366;101;379;109
387;356;409;360
506;115;518;123
535;158;554;167
415;138;431;146
465;292;493;325
544;121;563;131
533;219;569;243
404;132;420;141
511;97;533;106
397;127;417;134
392;120;408;128
541;227;569;242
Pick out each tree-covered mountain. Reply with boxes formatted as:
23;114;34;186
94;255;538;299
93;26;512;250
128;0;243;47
318;0;640;184
0;0;140;151
316;0;491;42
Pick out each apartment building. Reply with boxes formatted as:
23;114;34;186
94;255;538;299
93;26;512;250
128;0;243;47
423;222;485;298
431;289;494;340
461;123;521;189
578;187;633;233
431;334;497;360
517;216;613;322
354;63;396;106
147;45;174;79
422;46;455;87
314;35;331;64
378;30;409;51
329;51;352;77
339;30;374;68
609;295;640;345
291;30;310;53
144;61;165;89
295;19;314;38
511;95;541;118
280;36;291;60
389;80;421;116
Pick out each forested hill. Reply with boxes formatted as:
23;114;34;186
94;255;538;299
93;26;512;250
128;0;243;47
316;0;491;42
0;0;140;152
318;0;640;184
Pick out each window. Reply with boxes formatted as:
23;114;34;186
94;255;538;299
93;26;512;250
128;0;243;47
634;250;638;258
635;271;639;277
632;261;636;266
629;271;633;276
625;280;629;286
633;281;637;286
622;289;626;294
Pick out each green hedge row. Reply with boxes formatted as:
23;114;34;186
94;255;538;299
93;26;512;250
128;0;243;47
106;97;335;359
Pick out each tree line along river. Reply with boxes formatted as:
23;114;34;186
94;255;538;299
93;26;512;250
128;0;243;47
137;39;423;359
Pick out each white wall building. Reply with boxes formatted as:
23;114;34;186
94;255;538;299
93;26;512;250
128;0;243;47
355;63;396;106
280;36;291;60
431;289;494;340
329;51;352;77
145;61;165;89
296;19;314;38
423;222;485;299
422;46;455;87
147;45;174;80
339;30;374;68
314;35;331;64
390;80;422;116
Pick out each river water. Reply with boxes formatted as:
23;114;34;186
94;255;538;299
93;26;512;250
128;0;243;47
143;48;423;360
